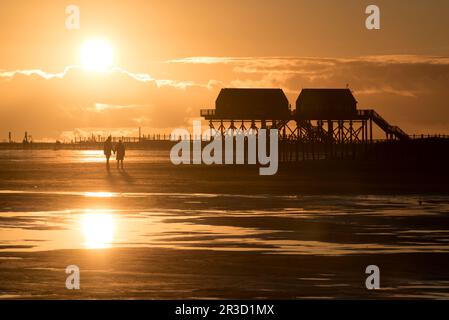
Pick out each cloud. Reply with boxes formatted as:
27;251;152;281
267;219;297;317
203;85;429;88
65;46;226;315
0;66;218;140
0;66;75;80
111;67;154;83
167;55;449;135
87;103;147;112
1;55;449;140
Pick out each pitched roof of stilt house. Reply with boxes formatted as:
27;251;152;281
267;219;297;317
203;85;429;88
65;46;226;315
295;88;358;119
215;88;290;119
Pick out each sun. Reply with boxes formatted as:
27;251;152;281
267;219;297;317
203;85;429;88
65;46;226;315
80;39;113;72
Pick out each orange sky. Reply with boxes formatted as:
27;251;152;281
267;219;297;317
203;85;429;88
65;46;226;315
1;0;449;140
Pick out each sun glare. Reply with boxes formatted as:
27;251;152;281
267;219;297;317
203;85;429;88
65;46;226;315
84;191;116;198
81;212;115;249
80;39;113;72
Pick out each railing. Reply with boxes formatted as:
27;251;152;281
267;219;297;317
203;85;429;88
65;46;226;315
359;109;410;140
372;111;391;131
409;134;449;139
2;132;449;145
357;109;372;118
200;109;216;116
391;126;409;138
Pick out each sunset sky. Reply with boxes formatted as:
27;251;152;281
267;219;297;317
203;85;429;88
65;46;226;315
1;0;449;140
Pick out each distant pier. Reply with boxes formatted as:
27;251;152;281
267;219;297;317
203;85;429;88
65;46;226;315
2;88;449;165
198;88;449;163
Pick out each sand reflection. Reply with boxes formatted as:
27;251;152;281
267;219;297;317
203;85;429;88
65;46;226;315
83;191;116;198
78;150;104;163
80;211;115;249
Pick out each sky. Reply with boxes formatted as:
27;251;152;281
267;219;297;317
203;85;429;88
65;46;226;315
1;0;449;140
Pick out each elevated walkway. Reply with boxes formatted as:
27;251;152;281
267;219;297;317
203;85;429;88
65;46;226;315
358;110;409;140
201;108;410;141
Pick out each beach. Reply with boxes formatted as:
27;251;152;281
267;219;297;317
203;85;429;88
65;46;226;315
0;149;449;299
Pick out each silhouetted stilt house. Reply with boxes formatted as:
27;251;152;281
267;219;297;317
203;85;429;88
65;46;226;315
201;88;291;134
201;87;410;161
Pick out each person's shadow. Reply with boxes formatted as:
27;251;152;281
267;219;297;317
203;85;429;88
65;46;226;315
105;163;118;184
118;167;134;184
105;161;133;185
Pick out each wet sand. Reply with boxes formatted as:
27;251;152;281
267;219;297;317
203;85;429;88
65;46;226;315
0;149;449;299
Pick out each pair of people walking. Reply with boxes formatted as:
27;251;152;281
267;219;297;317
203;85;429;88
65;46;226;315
103;136;125;169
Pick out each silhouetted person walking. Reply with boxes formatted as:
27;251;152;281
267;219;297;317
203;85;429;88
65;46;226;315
114;140;126;169
103;136;113;168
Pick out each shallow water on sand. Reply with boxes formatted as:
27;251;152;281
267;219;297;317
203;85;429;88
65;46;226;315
1;190;449;256
0;149;169;164
1;149;449;299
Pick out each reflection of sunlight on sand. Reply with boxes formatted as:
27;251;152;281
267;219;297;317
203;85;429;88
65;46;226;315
84;192;115;198
81;211;115;249
79;150;104;163
1;194;449;256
